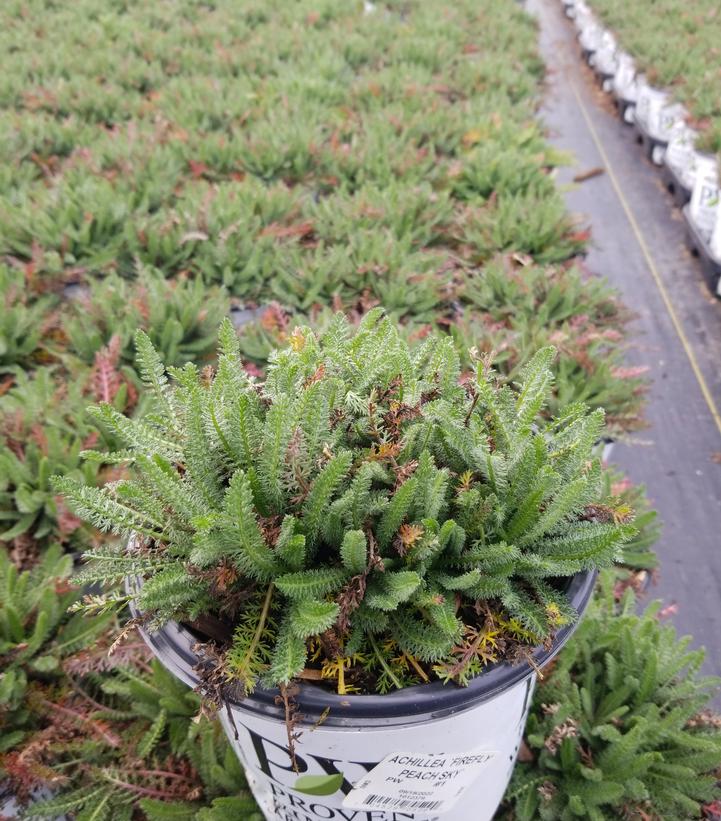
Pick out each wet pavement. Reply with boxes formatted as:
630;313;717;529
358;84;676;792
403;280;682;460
529;0;721;684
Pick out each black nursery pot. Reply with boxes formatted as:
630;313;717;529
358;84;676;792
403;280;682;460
129;569;596;821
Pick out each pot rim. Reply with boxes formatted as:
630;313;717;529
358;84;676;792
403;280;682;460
128;569;596;727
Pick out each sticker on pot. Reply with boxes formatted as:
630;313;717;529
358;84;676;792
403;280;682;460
342;749;498;815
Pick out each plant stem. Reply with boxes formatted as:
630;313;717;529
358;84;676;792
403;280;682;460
210;402;236;464
464;391;480;427
100;771;193;798
337;657;346;695
368;633;402;690
241;583;274;673
404;652;430;683
38;699;121;748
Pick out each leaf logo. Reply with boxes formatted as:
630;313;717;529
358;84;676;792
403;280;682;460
293;773;345;796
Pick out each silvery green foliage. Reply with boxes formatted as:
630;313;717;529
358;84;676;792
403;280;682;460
56;310;633;689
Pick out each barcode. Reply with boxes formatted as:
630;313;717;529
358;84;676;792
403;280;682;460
363;794;443;810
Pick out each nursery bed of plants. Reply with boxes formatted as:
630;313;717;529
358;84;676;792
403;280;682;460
1;0;719;819
582;0;721;153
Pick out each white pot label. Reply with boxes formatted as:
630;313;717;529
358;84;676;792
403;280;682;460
342;749;498;816
709;198;721;262
690;156;720;241
666;128;693;165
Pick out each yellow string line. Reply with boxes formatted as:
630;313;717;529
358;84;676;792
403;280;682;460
567;74;721;440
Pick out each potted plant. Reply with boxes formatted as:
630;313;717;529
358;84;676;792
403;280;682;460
612;53;639;124
684;153;720;285
55;310;634;821
592;31;619;91
663;122;698;206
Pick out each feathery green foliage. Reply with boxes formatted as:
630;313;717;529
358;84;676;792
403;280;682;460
63;268;231;369
15;655;262;821
0;544;114;754
505;576;721;821
0;266;56;374
58;312;634;693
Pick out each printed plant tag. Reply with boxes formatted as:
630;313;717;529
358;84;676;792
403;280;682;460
342;749;498;815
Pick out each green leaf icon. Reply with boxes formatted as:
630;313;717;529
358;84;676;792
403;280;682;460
293;773;344;796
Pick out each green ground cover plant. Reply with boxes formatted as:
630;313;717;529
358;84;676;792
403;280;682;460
0;0;566;290
0;367;107;550
505;577;721;820
0;544;262;821
588;0;721;153
0;544;112;753
20;660;263;821
0;266;56;376
62;269;231;370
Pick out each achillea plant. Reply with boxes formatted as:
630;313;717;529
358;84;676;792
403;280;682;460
0;367;104;548
0;544;113;755
56;310;635;695
17;657;262;821
505;578;721;821
63;268;231;370
0;266;56;375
